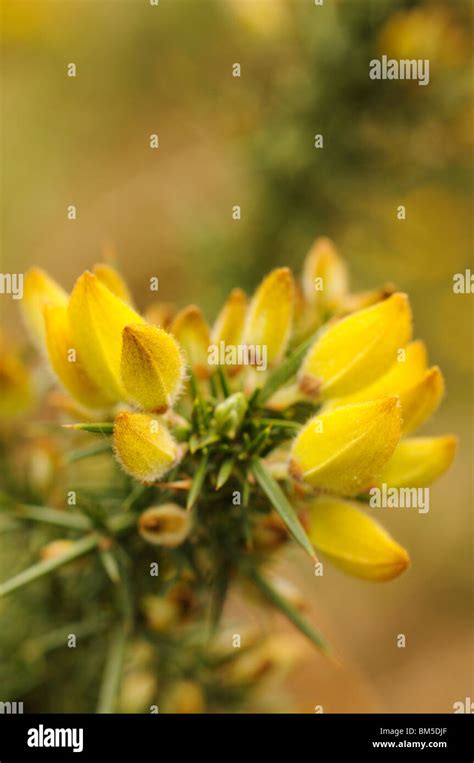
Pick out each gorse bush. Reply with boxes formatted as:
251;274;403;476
0;238;456;712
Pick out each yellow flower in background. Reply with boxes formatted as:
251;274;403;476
378;436;457;489
299;293;412;399
244;267;295;366
121;324;184;413
290;397;401;496
22;268;68;352
44;305;113;410
301;236;349;311
0;344;32;418
68;271;145;402
93;263;133;305
212;288;247;348
113;411;179;484
171;305;211;379
307;497;409;581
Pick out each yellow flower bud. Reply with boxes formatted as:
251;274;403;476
113;411;179;483
299;293;412;399
22;268;68;351
44;304;113;409
398;366;444;434
170;305;211;379
93;263;133;305
301;237;349;309
121;324;184;413
212;288;247;346
289;397;401;496
68;271;145;401
138;504;191;547
378;436;457;488
243;267;295;366
307;497;410;581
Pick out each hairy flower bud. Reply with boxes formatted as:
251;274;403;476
121;324;184;413
113;411;179;483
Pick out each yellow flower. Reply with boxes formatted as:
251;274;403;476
138;504;191;547
113;411;179;483
323;341;444;435
44;305;113;409
170;305;211;379
93;263;133;305
0;346;32;418
398;366;444;435
307;497;410;581
243;267;295;366
68;272;145;402
121;324;184;413
22;268;68;351
301;237;349;310
378;436;457;488
325;340;427;409
289;397;401;496
299;293;412;399
212;288;247;347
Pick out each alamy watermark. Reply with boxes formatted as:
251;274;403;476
207;342;268;371
0;273;23;300
369;56;430;87
369;484;430;514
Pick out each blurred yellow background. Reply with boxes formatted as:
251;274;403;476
1;0;473;712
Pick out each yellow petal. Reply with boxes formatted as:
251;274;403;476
325;340;428;409
44;304;113;409
212;288;247;346
68;272;145;401
22;268;68;351
301;237;349;308
93;263;133;305
308;497;409;581
170;305;211;379
342;284;395;313
299;293;412;399
243;267;295;365
113;411;179;483
399;366;445;434
378;436;457;488
138;504;191;547
121;324;184;412
289;397;401;495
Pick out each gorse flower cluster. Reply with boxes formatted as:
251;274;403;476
0;238;456;712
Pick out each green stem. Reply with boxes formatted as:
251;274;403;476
15;504;91;531
66;441;112;463
0;533;99;598
250;458;315;560
259;330;319;404
187;452;209;509
0;513;136;599
250;569;331;655
96;625;127;713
